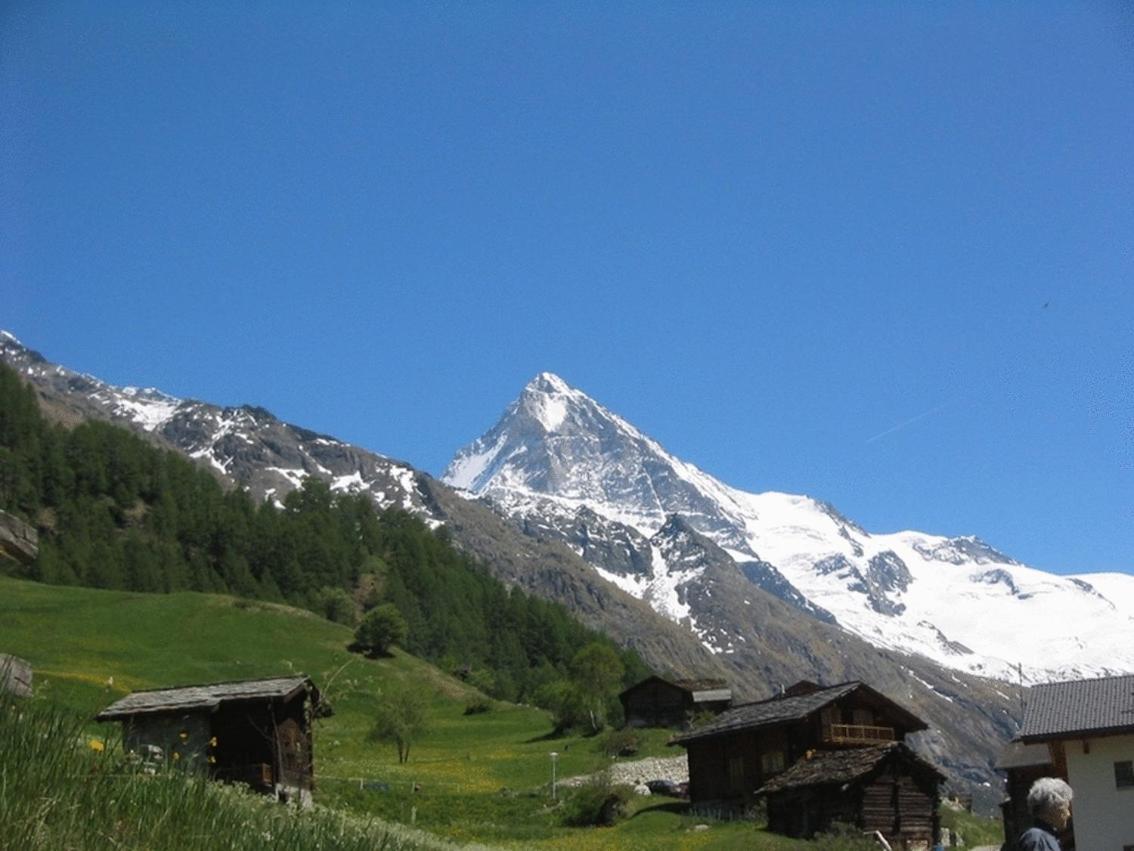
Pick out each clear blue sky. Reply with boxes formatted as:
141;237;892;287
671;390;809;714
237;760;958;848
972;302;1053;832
3;2;1132;576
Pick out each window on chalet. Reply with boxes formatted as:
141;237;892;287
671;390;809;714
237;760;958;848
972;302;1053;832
761;750;785;776
1116;760;1134;789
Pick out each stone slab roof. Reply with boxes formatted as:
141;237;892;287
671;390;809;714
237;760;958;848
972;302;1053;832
95;675;314;721
620;675;730;700
671;681;927;746
758;741;943;794
673;678;729;693
1018;674;1134;741
673;682;859;744
689;688;733;704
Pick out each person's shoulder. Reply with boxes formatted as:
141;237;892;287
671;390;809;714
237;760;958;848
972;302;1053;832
1017;826;1060;851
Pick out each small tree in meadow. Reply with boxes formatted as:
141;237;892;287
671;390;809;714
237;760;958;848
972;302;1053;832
354;603;408;656
368;685;429;764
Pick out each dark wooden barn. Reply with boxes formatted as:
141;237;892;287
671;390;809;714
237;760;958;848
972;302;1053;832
760;741;943;848
671;681;933;816
96;675;327;805
619;675;732;728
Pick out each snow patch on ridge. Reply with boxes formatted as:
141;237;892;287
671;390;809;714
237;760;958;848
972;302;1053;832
443;371;1134;686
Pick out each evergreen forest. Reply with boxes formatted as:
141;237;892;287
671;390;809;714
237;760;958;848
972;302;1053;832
0;362;649;706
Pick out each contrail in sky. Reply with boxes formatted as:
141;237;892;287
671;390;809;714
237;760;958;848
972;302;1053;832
865;401;953;444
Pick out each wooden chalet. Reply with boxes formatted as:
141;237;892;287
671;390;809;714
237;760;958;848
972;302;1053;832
1009;673;1134;851
620;675;732;728
672;680;941;847
760;742;943;847
96;675;327;805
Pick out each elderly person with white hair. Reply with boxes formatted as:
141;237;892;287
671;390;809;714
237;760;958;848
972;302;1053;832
1017;776;1073;850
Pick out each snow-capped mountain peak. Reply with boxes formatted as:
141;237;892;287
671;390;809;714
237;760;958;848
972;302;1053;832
444;374;1134;685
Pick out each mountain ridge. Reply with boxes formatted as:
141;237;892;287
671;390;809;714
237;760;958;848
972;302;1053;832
443;371;1134;685
0;331;1076;805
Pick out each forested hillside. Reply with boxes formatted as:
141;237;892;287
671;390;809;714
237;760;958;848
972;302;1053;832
0;362;648;704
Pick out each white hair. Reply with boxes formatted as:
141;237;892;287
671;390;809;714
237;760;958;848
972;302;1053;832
1027;777;1073;817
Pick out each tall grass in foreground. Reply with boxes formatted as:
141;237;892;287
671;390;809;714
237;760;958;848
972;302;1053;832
0;695;488;851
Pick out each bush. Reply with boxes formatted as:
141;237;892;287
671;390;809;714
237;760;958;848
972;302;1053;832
534;679;590;733
561;772;634;827
354;603;408;656
597;727;639;757
314;586;358;626
812;822;885;850
463;698;492;715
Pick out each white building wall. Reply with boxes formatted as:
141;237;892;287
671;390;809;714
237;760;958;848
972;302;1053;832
1065;733;1134;851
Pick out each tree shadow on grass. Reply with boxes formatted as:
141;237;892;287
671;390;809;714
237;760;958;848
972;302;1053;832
524;728;570;744
346;640;394;659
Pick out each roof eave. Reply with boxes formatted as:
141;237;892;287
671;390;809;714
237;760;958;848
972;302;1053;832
1018;723;1134;744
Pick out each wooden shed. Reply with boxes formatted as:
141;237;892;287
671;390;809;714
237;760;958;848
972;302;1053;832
96;675;327;805
759;741;943;849
619;675;732;728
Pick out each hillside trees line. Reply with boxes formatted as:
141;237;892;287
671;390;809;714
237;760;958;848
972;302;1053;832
0;363;649;708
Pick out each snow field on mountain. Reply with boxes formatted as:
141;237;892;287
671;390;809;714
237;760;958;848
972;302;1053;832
444;372;1134;686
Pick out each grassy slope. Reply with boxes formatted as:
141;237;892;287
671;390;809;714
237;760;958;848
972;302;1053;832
1;577;787;849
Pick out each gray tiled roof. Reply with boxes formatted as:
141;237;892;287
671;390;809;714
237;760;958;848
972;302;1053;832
758;741;943;794
996;742;1052;770
1018;674;1134;741
672;682;861;744
95;675;313;721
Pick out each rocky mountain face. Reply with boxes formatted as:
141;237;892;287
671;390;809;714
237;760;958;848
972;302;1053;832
443;372;1134;686
0;332;430;517
6;332;1113;806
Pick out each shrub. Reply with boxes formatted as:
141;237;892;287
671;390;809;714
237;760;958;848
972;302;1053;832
463;698;492;715
534;679;590;733
597;727;639;757
354;603;407;656
812;822;885;850
315;586;358;626
561;772;634;827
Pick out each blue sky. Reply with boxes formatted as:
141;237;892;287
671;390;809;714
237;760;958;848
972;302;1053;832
2;2;1132;576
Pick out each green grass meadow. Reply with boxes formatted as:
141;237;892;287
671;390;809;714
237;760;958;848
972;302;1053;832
0;576;996;849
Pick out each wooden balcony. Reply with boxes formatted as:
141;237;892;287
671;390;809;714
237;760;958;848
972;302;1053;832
823;723;896;745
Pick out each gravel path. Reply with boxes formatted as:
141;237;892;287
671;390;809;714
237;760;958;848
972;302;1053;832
560;754;688;789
